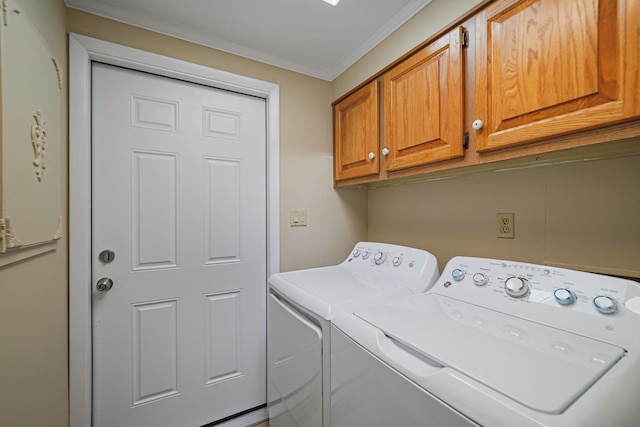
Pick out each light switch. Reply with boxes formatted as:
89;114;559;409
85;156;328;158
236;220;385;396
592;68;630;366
290;208;307;227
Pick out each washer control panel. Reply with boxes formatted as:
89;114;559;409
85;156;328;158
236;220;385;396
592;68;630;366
432;256;640;318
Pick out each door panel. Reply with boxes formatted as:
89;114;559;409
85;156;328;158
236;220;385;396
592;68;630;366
92;62;267;427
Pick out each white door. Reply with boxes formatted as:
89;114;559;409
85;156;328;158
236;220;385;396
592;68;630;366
91;62;267;427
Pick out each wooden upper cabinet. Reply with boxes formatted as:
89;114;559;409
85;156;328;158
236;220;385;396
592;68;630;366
475;0;640;152
333;80;380;181
383;26;465;172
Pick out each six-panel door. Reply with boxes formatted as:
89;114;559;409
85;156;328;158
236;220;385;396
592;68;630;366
91;63;267;427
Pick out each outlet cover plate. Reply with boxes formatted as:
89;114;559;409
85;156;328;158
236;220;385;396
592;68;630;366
497;212;514;239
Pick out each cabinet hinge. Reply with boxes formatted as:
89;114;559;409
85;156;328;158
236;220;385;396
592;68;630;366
462;30;470;48
462;132;469;149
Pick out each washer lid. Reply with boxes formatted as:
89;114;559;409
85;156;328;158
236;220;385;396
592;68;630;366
269;266;412;320
354;294;625;414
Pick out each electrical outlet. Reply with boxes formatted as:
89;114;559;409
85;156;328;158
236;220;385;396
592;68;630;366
497;213;514;239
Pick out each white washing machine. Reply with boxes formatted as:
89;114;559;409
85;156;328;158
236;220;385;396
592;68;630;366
331;256;640;427
267;242;439;427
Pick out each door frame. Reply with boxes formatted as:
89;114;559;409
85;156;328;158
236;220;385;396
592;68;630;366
69;33;280;427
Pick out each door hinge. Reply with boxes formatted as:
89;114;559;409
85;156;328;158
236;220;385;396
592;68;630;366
462;132;469;149
462;30;470;48
0;218;6;253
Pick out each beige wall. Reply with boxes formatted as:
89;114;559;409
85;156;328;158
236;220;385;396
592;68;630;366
334;0;640;278
67;9;368;272
0;1;69;426
368;155;640;276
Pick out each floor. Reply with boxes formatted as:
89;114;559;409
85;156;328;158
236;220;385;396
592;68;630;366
253;423;268;427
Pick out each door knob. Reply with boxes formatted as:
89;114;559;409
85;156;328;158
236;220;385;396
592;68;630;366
96;278;114;292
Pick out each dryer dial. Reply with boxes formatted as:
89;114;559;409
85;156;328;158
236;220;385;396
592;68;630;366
374;251;387;265
362;251;371;260
392;256;402;267
554;288;577;305
505;277;529;298
593;296;618;314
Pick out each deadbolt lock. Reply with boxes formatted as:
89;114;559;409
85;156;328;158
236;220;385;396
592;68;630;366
99;249;116;263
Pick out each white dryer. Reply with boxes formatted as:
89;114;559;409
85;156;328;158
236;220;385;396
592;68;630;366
331;256;640;427
267;242;439;427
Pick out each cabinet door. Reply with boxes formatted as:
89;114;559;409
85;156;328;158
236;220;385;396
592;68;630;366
475;0;640;152
333;81;380;181
383;26;465;172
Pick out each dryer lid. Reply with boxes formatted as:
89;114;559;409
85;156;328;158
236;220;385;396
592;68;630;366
269;266;412;320
355;294;625;414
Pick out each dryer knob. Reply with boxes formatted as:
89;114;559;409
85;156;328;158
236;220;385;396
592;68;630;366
451;268;465;281
392;256;402;267
362;251;371;260
505;277;529;298
374;251;387;265
554;288;577;305
593;296;618;314
352;249;361;258
472;273;488;286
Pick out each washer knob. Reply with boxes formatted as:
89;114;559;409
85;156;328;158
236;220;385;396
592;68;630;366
362;251;371;260
352;249;361;258
593;296;618;314
473;273;488;286
554;288;577;305
505;277;529;298
451;268;465;281
392;256;402;267
374;251;387;265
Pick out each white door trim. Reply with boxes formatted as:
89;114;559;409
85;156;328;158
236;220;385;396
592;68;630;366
69;33;280;427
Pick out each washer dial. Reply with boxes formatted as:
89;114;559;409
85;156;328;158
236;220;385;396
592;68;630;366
505;277;529;298
392;256;402;267
554;288;577;305
451;269;465;281
593;296;618;314
472;273;488;286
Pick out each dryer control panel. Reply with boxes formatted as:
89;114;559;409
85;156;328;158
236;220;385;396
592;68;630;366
341;242;440;294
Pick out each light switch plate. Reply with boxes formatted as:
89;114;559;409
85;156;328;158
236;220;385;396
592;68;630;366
290;208;307;227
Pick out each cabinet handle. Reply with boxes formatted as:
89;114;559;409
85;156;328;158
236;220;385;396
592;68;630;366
472;119;484;130
381;148;390;156
368;152;376;160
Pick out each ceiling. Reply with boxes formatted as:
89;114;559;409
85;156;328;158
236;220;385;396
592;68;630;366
65;0;433;81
